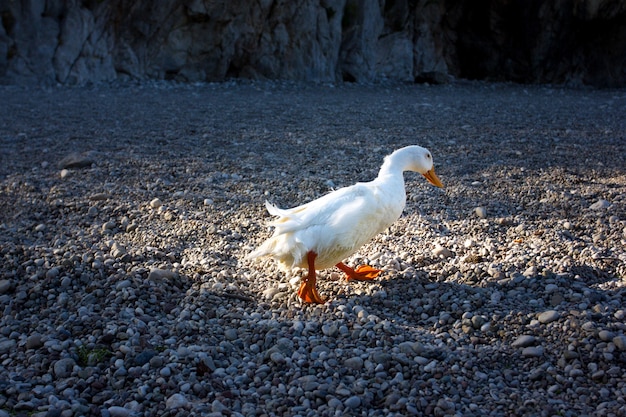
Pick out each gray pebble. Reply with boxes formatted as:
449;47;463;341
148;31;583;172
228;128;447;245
344;356;364;370
270;351;285;364
0;339;16;354
148;268;177;281
613;336;626;351
512;335;536;348
522;346;544;357
53;358;76;378
0;279;12;294
345;395;361;409
589;199;610;210
107;406;131;417
26;334;44;350
598;330;614;342
224;328;238;341
166;393;188;409
538;310;559;324
46;267;60;279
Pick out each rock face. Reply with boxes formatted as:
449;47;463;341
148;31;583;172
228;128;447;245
1;0;625;86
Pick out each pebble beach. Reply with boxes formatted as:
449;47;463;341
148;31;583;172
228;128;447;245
1;80;625;416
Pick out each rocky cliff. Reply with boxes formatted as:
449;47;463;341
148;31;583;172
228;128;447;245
1;0;625;87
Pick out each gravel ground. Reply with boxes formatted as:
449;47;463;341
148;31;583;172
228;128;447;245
0;80;625;417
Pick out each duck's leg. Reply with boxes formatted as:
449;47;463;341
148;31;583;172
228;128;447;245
297;251;325;304
336;262;382;281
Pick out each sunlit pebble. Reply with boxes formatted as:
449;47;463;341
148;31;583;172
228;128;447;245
474;206;487;218
60;169;70;178
150;198;162;208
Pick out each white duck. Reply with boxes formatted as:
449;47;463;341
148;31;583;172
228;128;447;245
247;145;443;303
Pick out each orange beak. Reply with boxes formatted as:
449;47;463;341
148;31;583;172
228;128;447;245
423;167;443;188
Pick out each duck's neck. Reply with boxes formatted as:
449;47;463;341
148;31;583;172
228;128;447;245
377;150;409;179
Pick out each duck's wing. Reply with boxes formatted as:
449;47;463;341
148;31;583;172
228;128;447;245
266;183;376;235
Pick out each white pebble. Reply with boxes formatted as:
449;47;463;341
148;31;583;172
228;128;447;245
474;206;487;218
433;244;453;258
150;198;163;208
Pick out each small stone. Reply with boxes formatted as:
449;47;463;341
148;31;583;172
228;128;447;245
149;355;164;368
432;245;453;258
107;406;131;417
166;393;188;409
134;350;157;366
0;339;16;354
58;152;95;169
344;356;364;371
398;341;423;355
46;267;61;279
150;198;163;208
523;266;537;277
589;199;610;210
0;279;13;294
345;396;361;409
545;284;559;293
224;328;238;341
263;287;280;300
270;351;285;364
598;330;614;342
102;221;116;230
512;335;536;348
592;370;605;380
538;310;560;324
53;358;76;378
613;335;626;351
322;323;338;337
522;346;544;357
474;206;487;218
26;334;44;350
148;268;177;281
60;169;70;178
212;399;228;413
111;243;126;258
89;193;108;201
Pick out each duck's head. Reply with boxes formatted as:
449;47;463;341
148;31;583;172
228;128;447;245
386;145;444;187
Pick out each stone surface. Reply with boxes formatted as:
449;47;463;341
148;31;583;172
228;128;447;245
0;81;624;417
0;0;624;86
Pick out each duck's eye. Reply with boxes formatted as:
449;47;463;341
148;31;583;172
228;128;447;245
426;153;431;159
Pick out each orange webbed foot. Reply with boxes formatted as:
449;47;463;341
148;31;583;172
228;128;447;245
336;262;382;281
297;251;326;304
297;279;326;304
